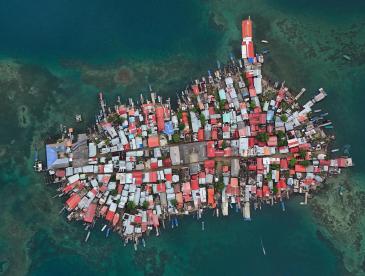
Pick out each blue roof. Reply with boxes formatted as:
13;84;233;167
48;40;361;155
46;144;65;169
164;121;174;135
248;57;255;64
266;110;275;121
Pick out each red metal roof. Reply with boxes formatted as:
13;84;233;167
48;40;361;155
204;160;215;169
198;128;204;141
280;159;288;170
65;193;81;210
155;106;165;132
105;210;115;221
83;203;97;223
242;19;253;38
207;141;215;158
148;136;160;148
247;41;255;58
192;84;200;95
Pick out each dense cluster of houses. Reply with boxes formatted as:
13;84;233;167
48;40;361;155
44;18;352;244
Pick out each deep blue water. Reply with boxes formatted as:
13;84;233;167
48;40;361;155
0;0;218;61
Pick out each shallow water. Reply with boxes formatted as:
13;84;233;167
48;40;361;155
0;0;364;275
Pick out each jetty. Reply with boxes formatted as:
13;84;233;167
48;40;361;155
38;17;353;246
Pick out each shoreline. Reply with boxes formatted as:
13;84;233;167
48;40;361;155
36;18;353;249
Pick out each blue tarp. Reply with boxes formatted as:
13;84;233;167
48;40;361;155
46;144;65;169
164;121;174;135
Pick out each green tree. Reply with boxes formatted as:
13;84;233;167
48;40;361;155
256;132;269;142
172;133;180;143
249;101;256;109
142;201;149;210
289;158;297;168
299;149;307;159
221;140;227;149
278;139;288;147
200;113;206;126
243;77;250;88
276;130;286;139
280;114;288;122
214;182;225;193
299;160;311;167
126;201;137;213
110;189;118;196
266;171;272;180
177;110;183;120
179;123;185;131
170;199;178;207
272;186;278;194
219;100;226;110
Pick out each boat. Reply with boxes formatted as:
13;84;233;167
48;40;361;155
281;201;286;212
261;40;269;44
85;231;91;242
343;55;351;61
101;224;107;232
314;109;322;113
324;125;334;129
202;221;205;231
142;238;146;248
260;238;266;255
262;49;270;55
339;186;344;196
331;148;340;153
106;227;110;238
174;217;179;227
171;219;174;229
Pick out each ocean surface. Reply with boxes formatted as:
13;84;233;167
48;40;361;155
0;0;364;275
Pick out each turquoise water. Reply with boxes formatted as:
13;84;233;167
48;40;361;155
0;0;364;275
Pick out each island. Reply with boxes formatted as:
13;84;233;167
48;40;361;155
36;18;353;248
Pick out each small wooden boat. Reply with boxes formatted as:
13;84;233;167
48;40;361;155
343;55;351;61
85;231;91;242
261;40;269;44
261;238;266;255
